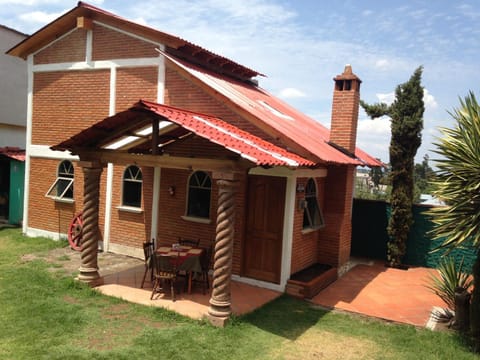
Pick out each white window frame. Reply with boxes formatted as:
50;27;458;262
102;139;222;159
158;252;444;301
184;170;212;220
302;178;324;231
45;160;74;202
121;165;143;209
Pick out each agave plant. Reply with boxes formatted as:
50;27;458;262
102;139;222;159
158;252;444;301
429;91;480;349
427;256;472;311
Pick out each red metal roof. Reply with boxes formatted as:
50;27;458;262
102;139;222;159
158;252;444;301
161;51;382;167
0;147;25;161
53;101;315;167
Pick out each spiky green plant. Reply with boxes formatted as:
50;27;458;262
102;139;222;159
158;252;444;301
429;91;480;350
427;256;472;311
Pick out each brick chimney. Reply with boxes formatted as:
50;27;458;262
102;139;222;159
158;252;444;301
329;64;361;155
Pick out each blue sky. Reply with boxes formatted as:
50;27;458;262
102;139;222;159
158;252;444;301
2;0;479;165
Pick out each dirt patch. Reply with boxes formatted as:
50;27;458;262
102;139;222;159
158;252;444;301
22;246;144;277
270;327;383;360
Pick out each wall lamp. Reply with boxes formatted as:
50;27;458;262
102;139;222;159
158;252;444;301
168;186;175;196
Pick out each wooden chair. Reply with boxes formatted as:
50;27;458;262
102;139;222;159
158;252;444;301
178;237;200;247
150;253;180;301
140;240;155;288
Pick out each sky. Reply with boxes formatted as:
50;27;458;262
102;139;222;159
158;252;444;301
1;0;479;165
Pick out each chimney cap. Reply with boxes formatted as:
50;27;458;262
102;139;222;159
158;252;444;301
334;64;361;82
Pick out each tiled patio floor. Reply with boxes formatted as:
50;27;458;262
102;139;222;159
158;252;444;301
93;254;446;327
96;263;282;320
310;259;447;327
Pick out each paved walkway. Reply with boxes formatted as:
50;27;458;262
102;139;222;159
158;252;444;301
311;259;447;327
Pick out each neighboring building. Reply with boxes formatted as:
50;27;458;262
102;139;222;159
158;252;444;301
7;2;381;322
0;25;28;224
0;147;25;224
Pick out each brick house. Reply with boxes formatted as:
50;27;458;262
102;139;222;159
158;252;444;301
8;2;380;323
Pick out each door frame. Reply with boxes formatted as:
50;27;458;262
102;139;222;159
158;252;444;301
236;167;296;291
234;167;328;292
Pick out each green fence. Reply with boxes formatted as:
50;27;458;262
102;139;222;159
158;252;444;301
351;199;476;273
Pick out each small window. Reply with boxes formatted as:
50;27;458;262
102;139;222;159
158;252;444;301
187;171;211;219
122;165;142;208
46;160;74;200
303;178;324;230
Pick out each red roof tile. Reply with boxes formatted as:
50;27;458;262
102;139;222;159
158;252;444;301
137;100;315;167
53;101;315;167
0;147;25;161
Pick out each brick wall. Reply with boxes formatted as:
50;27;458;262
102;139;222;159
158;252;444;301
165;67;280;144
115;67;158;112
156;168;247;275
320;165;355;267
329;66;361;154
290;176;326;274
28;158;107;237
34;28;87;65
330;90;359;153
92;24;158;60
108;165;152;248
32;70;110;145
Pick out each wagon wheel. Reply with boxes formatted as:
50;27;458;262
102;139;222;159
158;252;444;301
68;212;83;251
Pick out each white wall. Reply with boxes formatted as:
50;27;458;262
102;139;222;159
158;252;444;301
0;25;27;134
0;124;26;148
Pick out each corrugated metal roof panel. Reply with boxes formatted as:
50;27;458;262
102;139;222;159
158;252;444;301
161;51;382;167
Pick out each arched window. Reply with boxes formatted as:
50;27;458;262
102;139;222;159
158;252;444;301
187;171;211;218
46;160;74;200
303;178;324;230
122;165;142;208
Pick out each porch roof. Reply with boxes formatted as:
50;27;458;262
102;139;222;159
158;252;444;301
52;100;316;168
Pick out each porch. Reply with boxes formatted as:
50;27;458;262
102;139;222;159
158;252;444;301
98;262;283;319
52;246;282;319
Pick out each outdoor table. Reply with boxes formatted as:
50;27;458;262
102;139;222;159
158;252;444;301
156;245;204;293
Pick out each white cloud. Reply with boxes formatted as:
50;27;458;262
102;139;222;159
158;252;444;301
19;10;63;24
423;88;438;110
356;117;391;162
376;92;395;105
278;87;306;99
374;59;390;70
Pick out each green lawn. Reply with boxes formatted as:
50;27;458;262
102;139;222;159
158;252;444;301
0;228;477;359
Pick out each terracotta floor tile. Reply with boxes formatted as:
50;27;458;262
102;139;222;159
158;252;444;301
311;260;446;327
97;264;282;320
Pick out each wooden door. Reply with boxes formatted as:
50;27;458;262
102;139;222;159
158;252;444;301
243;175;286;283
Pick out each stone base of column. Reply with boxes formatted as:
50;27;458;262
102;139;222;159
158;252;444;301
76;266;103;287
207;313;230;327
208;298;231;327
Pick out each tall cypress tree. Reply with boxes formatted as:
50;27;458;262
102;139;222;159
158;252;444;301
361;66;425;267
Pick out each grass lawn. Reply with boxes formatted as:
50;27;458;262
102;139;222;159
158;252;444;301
0;228;477;359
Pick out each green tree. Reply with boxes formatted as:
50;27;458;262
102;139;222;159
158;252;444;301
430;92;480;351
414;154;434;196
361;66;424;267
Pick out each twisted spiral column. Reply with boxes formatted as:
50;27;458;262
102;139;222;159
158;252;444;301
77;164;103;285
208;178;237;323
